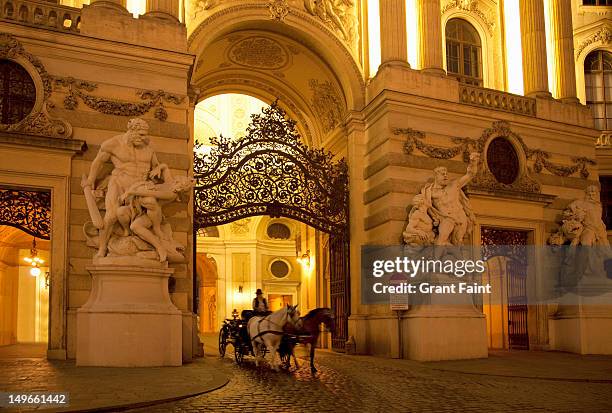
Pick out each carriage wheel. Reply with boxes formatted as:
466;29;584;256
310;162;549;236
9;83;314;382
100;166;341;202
234;346;244;365
218;328;228;357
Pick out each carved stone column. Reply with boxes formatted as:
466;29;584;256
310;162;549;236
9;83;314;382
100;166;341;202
379;0;410;67
145;0;180;21
548;0;579;103
418;0;445;74
519;0;552;98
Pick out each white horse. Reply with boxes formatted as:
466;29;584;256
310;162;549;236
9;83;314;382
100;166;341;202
247;304;300;371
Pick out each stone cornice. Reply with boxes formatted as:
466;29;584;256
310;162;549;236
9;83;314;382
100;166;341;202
0;131;86;153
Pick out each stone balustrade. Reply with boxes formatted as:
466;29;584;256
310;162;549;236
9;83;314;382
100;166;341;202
596;131;612;147
459;84;537;117
1;0;81;32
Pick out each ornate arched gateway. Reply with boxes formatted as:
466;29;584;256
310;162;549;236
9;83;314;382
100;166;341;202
193;102;350;350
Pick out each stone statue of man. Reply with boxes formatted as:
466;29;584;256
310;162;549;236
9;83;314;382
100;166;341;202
82;118;163;258
567;185;610;247
417;153;480;246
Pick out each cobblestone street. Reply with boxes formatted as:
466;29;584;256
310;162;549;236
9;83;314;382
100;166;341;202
126;340;612;413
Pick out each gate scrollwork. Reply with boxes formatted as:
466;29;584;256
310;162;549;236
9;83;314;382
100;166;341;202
0;188;51;239
193;102;349;234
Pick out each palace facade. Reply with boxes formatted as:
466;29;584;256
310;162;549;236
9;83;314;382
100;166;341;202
0;0;611;362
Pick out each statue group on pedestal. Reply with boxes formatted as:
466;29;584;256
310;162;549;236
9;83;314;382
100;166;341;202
82;118;193;264
403;153;480;247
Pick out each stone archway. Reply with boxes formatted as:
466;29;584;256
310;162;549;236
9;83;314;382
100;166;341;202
193;102;350;350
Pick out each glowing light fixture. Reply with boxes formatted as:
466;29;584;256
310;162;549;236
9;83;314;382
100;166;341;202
503;0;524;95
24;238;44;277
297;249;311;270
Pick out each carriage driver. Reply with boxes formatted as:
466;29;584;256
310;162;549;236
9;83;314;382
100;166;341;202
252;289;269;314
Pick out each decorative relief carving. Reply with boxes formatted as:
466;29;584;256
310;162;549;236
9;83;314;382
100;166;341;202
227;36;290;69
575;25;612;58
309;79;343;133
231;218;251;235
2;103;71;139
189;0;222;21
441;0;496;35
187;4;366;93
268;0;290;20
54;77;185;121
303;0;359;45
396;121;596;193
0;33;72;139
0;33;51;98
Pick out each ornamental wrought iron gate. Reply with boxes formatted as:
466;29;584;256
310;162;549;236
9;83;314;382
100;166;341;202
193;102;350;351
0;187;51;239
481;227;529;350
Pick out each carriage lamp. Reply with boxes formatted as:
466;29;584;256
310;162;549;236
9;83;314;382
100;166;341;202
24;238;44;277
232;309;239;319
297;250;311;270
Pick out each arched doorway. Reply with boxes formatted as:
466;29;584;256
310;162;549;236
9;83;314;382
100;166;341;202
0;187;51;357
194;102;350;350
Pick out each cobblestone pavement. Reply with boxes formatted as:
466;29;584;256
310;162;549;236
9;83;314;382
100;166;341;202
0;357;228;412
127;346;612;413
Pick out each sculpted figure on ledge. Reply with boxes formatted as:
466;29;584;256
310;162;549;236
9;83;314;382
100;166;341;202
81;118;192;265
549;185;612;285
403;153;479;246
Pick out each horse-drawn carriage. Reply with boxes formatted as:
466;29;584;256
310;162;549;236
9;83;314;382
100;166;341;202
218;305;334;372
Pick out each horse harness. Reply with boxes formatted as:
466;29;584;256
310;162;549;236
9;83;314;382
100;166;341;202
250;314;285;344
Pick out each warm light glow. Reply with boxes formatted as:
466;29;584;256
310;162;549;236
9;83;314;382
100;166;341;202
30;266;41;277
194;94;268;143
543;0;556;98
367;0;381;77
405;0;418;69
126;0;146;17
504;0;524;95
297;250;312;272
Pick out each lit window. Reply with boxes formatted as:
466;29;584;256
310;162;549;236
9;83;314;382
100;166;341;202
445;19;483;86
583;1;612;6
584;50;612;130
0;60;36;124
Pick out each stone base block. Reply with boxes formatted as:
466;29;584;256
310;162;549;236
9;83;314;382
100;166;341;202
550;316;612;355
403;308;488;361
76;265;182;366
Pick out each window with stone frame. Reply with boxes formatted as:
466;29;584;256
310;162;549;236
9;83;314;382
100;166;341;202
585;50;612;130
582;0;612;6
0;59;36;124
600;177;612;230
445;18;483;87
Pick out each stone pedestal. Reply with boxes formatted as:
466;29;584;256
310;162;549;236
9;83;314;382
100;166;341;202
549;286;612;355
403;305;488;361
76;265;182;366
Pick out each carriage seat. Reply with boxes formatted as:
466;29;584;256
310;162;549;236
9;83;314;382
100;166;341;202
241;309;272;321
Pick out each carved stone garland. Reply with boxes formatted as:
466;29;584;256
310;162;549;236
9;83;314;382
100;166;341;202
54;76;185;121
397;121;596;193
0;33;72;139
